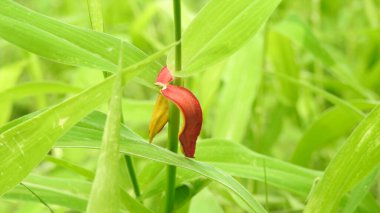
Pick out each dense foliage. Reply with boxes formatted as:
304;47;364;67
0;0;379;212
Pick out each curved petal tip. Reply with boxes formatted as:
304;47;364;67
161;85;202;158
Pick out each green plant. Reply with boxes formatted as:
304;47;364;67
1;0;380;212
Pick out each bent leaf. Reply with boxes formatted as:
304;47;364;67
57;112;266;213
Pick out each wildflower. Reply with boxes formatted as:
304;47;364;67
149;67;202;158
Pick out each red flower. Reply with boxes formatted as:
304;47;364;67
149;67;202;158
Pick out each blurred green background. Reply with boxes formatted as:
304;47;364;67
0;0;380;212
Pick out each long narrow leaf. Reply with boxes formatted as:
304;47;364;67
87;44;124;212
0;45;171;197
305;105;380;212
57;112;267;212
0;0;160;85
168;0;282;76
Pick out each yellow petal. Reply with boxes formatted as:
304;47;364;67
148;94;169;143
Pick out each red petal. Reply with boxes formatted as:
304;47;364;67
156;66;174;85
161;85;203;158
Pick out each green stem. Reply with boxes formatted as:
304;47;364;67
21;182;54;213
86;0;141;199
124;155;141;198
164;0;182;212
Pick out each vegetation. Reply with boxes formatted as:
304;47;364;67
0;0;379;212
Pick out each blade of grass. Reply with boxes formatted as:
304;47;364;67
0;44;172;197
0;0;161;85
212;35;263;142
86;43;124;212
86;0;141;199
28;55;47;109
168;0;282;76
44;156;94;180
273;14;375;99
270;72;365;118
57;113;267;212
5;169;150;213
0;82;82;102
0;60;26;125
3;175;90;211
305;105;380;212
87;0;104;32
267;31;299;105
342;168;379;213
291;106;362;166
120;188;153;213
19;183;54;213
57;112;380;212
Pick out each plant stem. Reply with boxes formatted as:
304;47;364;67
20;182;54;213
87;0;141;199
124;155;141;198
164;0;182;212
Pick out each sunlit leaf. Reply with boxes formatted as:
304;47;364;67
0;0;161;85
0;45;171;197
87;44;124;212
212;36;263;142
168;0;282;76
305;105;380;212
57;112;267;212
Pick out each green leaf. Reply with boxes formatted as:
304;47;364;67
196;140;319;196
59;112;319;196
57;112;378;211
272;73;365;118
0;45;171;198
3;175;90;211
342;168;379;213
44;156;94;180
273;15;334;67
212;35;263;142
87;0;104;32
57;113;267;213
273;14;374;99
169;0;282;76
0;0;161;85
305;105;380;212
267;30;299;104
120;188;153;213
173;177;210;210
0;78;112;197
291;106;362;166
86;44;124;213
0;60;26;125
0;81;81;102
122;99;154;125
188;62;225;118
189;189;224;213
3;174;150;212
